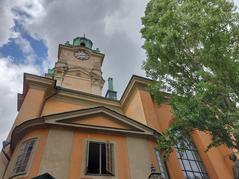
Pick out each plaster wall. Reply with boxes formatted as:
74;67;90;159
91;82;102;95
61;75;92;94
41;96;122;116
14;86;46;126
3;129;48;179
68;131;130;179
192;131;233;179
154;103;173;132
126;137;151;179
123;89;147;125
41;97;90;116
59;48;102;70
38;128;73;179
57;48;103;95
72;114;134;130
139;89;161;131
0;154;6;179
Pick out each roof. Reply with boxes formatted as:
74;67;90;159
17;73;171;114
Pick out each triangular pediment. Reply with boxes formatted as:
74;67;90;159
64;113;138;131
43;106;158;136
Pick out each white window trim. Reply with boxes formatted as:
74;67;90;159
85;139;115;176
10;137;38;178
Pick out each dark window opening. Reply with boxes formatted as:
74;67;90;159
87;141;114;175
88;142;100;173
80;42;86;46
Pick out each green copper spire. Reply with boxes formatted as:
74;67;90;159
105;77;117;100
108;77;114;91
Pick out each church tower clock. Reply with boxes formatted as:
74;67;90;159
48;36;105;95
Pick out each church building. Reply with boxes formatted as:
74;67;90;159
0;37;234;179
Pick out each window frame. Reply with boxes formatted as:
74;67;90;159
11;138;37;177
85;140;115;176
155;148;170;179
176;140;209;179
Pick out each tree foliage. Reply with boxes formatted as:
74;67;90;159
141;0;239;157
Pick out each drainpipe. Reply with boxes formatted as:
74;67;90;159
38;89;58;117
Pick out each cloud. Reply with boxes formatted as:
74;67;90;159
14;35;37;64
0;57;39;143
0;0;16;45
0;0;43;142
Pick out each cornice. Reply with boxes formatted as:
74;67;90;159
23;73;56;94
18;73;56;111
56;86;121;108
11;106;160;150
58;44;105;62
120;75;171;106
119;75;152;106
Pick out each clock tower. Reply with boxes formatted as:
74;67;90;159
47;37;105;95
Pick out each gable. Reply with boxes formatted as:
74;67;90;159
11;106;160;150
43;106;158;136
61;113;137;131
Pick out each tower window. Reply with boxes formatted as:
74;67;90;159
86;141;114;175
176;140;209;179
12;138;36;175
80;42;86;47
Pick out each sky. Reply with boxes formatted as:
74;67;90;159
0;0;239;145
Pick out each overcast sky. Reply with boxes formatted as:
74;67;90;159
0;0;239;144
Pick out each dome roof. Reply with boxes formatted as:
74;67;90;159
73;37;93;49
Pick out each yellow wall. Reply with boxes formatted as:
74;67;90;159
41;96;122;116
38;128;73;179
5;76;235;179
56;46;104;95
68;131;131;179
41;97;89;116
127;137;151;179
14;86;46;126
137;87;233;179
123;89;147;125
192;131;233;179
4;116;159;179
3;128;48;179
0;153;7;179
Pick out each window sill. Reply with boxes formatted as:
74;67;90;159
86;173;115;177
9;172;27;179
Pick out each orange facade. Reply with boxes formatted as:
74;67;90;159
0;37;234;179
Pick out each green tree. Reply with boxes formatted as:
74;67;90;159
141;0;239;157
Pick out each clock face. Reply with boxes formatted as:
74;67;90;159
74;50;89;60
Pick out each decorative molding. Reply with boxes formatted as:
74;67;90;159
11;106;160;150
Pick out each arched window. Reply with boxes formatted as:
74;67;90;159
176;141;209;179
12;138;36;175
